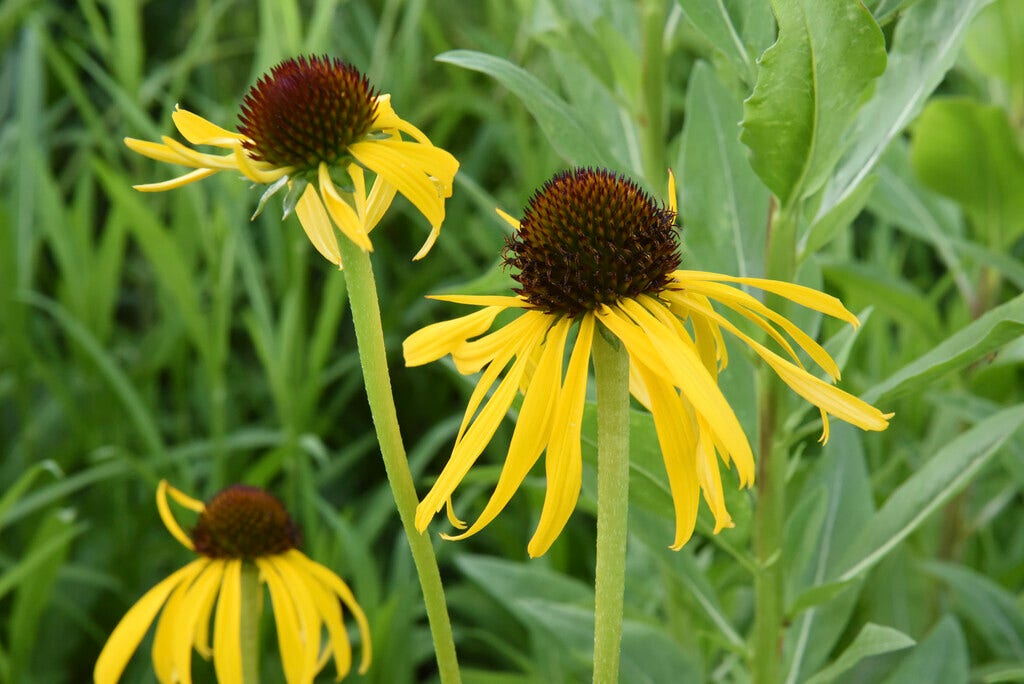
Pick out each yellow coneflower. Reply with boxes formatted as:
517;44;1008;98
125;55;459;266
94;481;371;683
404;168;892;557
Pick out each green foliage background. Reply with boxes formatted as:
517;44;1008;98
1;0;1023;682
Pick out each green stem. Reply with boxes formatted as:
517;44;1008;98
334;235;462;684
591;327;631;684
752;203;797;684
240;561;261;684
640;0;667;186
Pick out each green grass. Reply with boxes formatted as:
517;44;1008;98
2;0;1023;682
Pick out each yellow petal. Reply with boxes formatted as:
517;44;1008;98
412;224;441;261
319;163;374;252
288;550;372;675
695;415;733;533
427;294;529;307
363;172;398;234
495;207;521;231
370;94;432;145
600;300;753;474
160;135;242;171
172;107;247;147
667;169;677;214
124;137;198;166
444;317;572;541
94;560;205;684
257;557;306;684
283;554;352;680
403;305;505;367
528;314;594;557
266;555;322;683
416;318;548;531
133;168;220;192
633;363;700;550
212;559;243;684
295;183;343;267
151;561;196;682
451;309;545;374
674;271;860;328
170;560;226;684
350;140;449;227
233;145;291;184
157;480;198;551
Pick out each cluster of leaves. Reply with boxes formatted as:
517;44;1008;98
0;0;1022;682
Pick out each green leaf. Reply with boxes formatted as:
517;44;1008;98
787;579;858;620
864;292;1024;402
0;461;62;532
804;623;915;684
436;50;614;168
800;174;876;257
674;0;758;81
838;405;1024;581
679;61;770;276
965;0;1024;112
740;0;886;206
923;561;1024;662
910;97;1024;247
880;616;968;684
817;0;989;225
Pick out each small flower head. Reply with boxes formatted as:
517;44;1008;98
124;55;459;266
505;168;680;315
238;55;378;173
405;168;892;557
95;481;371;684
191;485;301;558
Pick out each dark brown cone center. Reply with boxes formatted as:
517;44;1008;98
191;485;301;559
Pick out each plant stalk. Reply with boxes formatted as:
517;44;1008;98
591;328;631;684
334;234;462;684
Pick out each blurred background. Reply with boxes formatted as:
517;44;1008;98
1;0;1022;682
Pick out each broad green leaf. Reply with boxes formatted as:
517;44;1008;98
839;405;1024;581
679;61;769;277
866;0;926;24
787;579;858;621
864;292;1024;402
782;425;873;684
740;0;886;206
965;0;1024;112
818;0;990;225
436;50;614;168
923;561;1024;662
804;623;915;684
800;175;876;257
910;98;1024;247
880;616;968;684
515;600;702;684
674;0;760;81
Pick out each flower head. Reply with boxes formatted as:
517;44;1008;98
94;481;371;683
125;55;459;266
404;168;892;557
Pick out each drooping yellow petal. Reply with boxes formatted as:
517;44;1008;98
283;553;352;680
151;560;197;682
94;560;205;684
528;314;595;557
266;554;322;683
686;296;892;437
319;163;373;252
634;362;700;550
288;550;372;675
157;480;198;551
363;172;398;234
674;271;860;328
417;318;548;532
349;139;449;227
451;310;547;375
445;318;572;541
160;136;244;171
233;145;291;184
295;183;343;267
189;559;226;659
403;305;506;367
257;557;308;684
212;559;243;684
694;415;733;533
169;560;226;684
600;301;753;473
673;279;841;380
370;94;433;145
172;107;247;147
667;169;677;214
